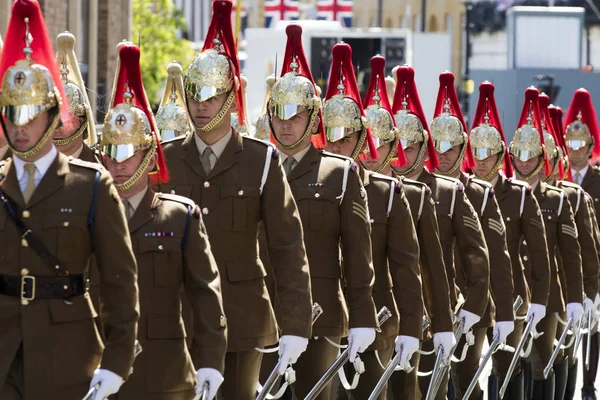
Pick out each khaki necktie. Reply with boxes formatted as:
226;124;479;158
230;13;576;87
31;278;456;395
282;157;297;176
574;171;582;185
202;147;214;175
122;199;133;220
22;163;37;203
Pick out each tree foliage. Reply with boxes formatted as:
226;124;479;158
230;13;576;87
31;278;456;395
133;0;195;108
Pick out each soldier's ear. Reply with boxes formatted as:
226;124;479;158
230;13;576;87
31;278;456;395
311;115;321;134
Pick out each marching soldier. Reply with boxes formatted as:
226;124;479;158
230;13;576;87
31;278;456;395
329;53;422;399
0;1;139;399
155;61;192;142
509;87;583;399
102;44;227;400
154;2;313;399
261;29;379;400
53;32;100;162
563;88;600;400
0;34;8;161
386;65;454;399
430;74;515;400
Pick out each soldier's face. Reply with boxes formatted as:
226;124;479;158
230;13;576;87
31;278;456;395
568;145;589;167
436;145;461;173
395;143;421;174
512;155;540;176
187;92;232;129
4;111;50;152
474;154;499;179
54;112;84;140
104;150;157;190
363;142;391;172
271;110;317;149
326;132;360;159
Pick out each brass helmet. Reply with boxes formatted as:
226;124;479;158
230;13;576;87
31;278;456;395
101;44;169;190
268;24;325;149
362;55;406;172
323;42;377;160
0;0;67;159
155;61;191;141
564;89;600;164
538;93;562;181
185;1;245;133
509;86;550;179
231;75;250;134
391;65;439;174
55;31;98;147
255;74;276;142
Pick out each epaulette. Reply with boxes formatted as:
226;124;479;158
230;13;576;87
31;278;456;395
558;180;582;190
401;177;431;194
320;150;354;164
161;135;187;145
157;192;196;208
547;184;567;215
546;184;566;195
370;172;402;216
469;177;494;196
434;174;464;192
243;135;279;159
508;178;532;195
559;181;584;214
68;157;104;171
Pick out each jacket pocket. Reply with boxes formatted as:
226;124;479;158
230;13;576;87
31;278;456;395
219;185;261;231
138;238;182;287
226;259;267;282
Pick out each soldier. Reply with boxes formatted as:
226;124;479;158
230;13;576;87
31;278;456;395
509;87;583;399
390;66;490;400
254;74;276;142
101;43;226;400
154;2;313;399
386;65;454;399
0;34;8;161
155;61;192;142
328;53;422;399
429;74;515;400
53;32;100;163
0;1;139;399
562;89;600;400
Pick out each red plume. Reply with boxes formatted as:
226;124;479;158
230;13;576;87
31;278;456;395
539;93;563;178
280;24;325;149
325;43;377;160
471;81;513;178
363;56;406;167
564;88;600;158
392;65;439;170
550;105;572;181
515;87;550;176
0;0;69;124
201;0;246;127
115;45;169;184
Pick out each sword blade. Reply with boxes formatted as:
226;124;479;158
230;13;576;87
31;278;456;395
463;337;500;400
425;320;465;400
499;318;533;399
586;310;593;368
543;317;573;379
368;351;402;400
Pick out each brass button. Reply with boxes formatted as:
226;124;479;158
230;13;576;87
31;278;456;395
220;315;227;328
63;285;68;290
55;265;60;270
21;300;29;306
595;198;598;202
523;255;529;261
158;244;164;250
170;190;176;194
21;239;28;247
506;217;511;222
315;193;320;198
204;181;210;188
22;210;30;219
63;221;70;227
238;190;244;196
21;268;29;276
522;240;527;246
202;207;209;215
547;216;552;220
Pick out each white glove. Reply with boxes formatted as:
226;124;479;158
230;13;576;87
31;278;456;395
566;302;584;325
278;335;308;374
196;368;224;400
394;335;420;367
526;303;546;333
89;369;124;400
433;331;456;362
348;328;376;362
584;297;595;314
458;309;481;332
493;321;515;344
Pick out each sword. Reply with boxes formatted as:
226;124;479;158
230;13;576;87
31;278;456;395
462;296;524;400
82;340;143;400
192;383;210;400
304;307;393;400
255;303;323;400
586;309;593;368
543;317;574;379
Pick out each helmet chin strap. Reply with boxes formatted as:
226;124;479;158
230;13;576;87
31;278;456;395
6;112;60;160
398;140;427;178
270;108;318;150
474;146;506;183
115;138;157;192
435;142;467;178
53;119;86;146
191;90;236;133
349;130;367;161
513;156;544;182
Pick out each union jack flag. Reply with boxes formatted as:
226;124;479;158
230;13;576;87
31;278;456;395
264;0;299;28
317;0;353;28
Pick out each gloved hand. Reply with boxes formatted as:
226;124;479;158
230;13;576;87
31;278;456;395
433;331;456;362
348;328;376;362
277;335;308;374
394;335;419;367
493;321;515;344
458;309;481;332
584;297;595;315
89;369;124;400
196;368;224;400
526;303;546;333
566;302;584;325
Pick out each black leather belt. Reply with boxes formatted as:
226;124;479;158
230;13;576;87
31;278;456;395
0;274;88;302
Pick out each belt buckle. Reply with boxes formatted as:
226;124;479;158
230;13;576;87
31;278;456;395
21;275;35;304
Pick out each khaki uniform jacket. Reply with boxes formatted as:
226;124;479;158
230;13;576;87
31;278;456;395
532;182;583;311
79;144;102;164
0;153;139;397
118;190;226;397
418;169;490;318
156;130;312;351
395;173;453;334
2;147;12;161
362;168;422;347
455;174;514;326
494;174;550;314
580;166;600;293
556;181;599;300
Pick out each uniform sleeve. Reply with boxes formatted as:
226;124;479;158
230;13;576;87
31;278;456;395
92;172;139;379
557;196;584;304
482;196;515;322
578;195;600;300
261;153;313;338
588;201;600;297
341;168;378;329
388;188;424;339
520;192;551;306
418;193;453;333
453;191;490;317
184;208;227;373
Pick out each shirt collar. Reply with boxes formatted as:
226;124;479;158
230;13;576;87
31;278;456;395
572;165;589;179
71;144;84;159
124;186;148;213
280;144;312;165
13;145;58;181
194;128;233;159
